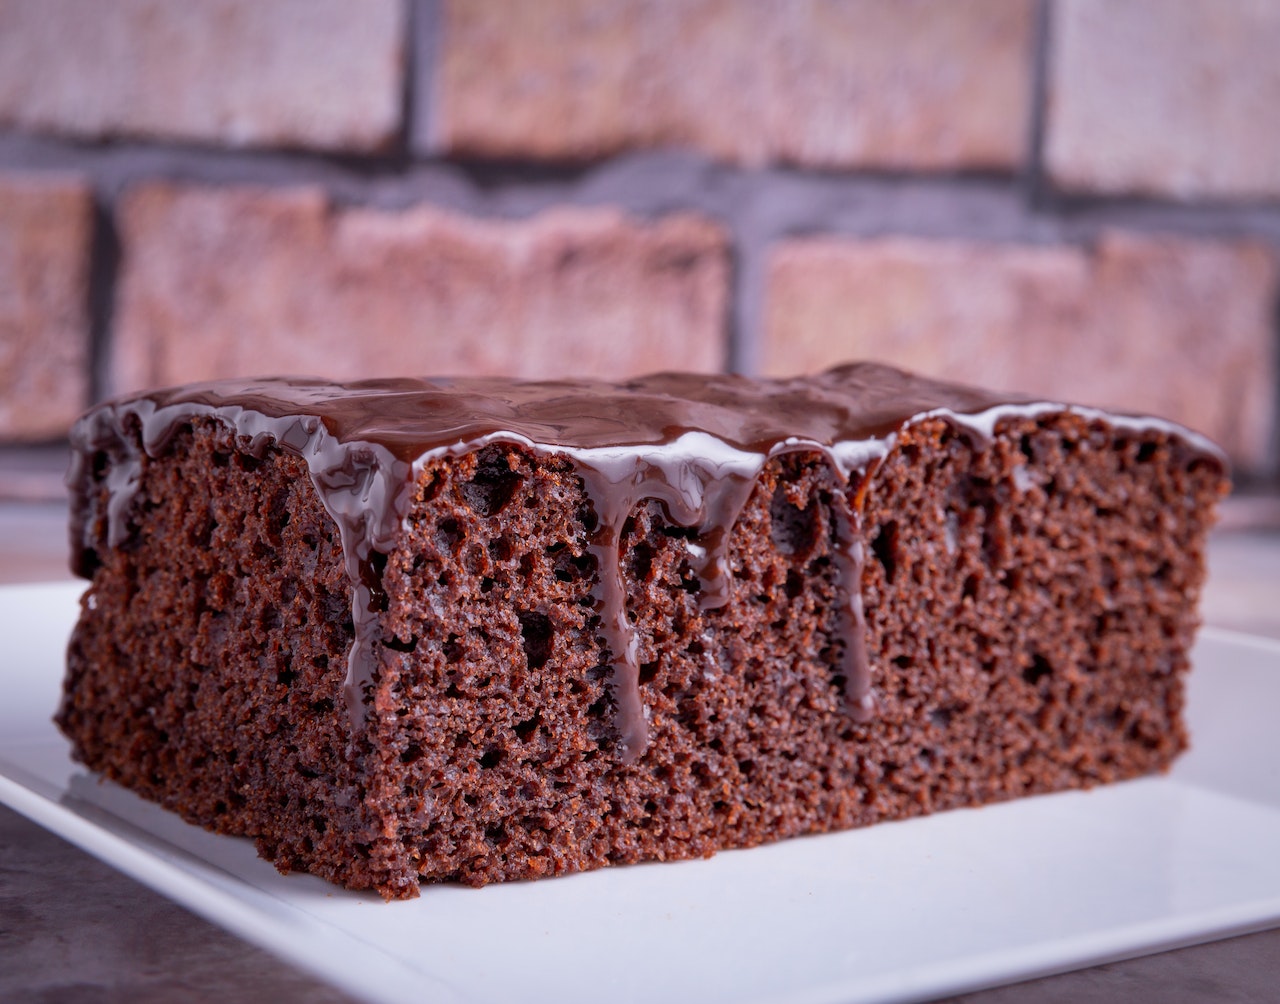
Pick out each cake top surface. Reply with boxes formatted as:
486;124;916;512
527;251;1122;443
92;362;1034;462
81;362;1228;470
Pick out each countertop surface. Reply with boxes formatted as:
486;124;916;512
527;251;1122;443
2;500;1278;1004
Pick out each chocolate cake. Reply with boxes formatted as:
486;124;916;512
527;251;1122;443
57;363;1228;899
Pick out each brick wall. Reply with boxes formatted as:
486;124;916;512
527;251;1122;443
1;0;1278;480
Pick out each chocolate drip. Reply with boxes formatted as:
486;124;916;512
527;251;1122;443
68;364;1226;761
69;396;413;728
829;497;876;722
565;435;764;761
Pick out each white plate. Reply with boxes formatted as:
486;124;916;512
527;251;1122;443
3;581;1279;1004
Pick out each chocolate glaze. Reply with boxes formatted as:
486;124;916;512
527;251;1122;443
67;362;1226;764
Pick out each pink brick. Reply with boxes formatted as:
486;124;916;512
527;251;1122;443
1046;0;1280;199
0;0;404;153
0;174;92;442
763;235;1278;471
112;185;729;393
434;0;1033;170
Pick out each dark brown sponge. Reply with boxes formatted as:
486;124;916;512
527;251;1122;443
58;368;1227;898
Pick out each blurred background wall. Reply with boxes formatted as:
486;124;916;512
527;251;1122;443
0;0;1277;490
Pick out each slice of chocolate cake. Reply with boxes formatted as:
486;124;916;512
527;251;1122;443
57;363;1228;899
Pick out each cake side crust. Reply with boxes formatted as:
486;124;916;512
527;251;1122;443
57;417;417;895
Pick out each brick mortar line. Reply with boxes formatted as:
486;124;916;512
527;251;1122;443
409;0;442;155
1021;0;1053;209
1270;287;1280;480
2;131;1279;245
731;227;766;376
389;0;418;162
85;200;120;407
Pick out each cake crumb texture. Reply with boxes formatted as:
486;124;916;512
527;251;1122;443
59;393;1226;898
